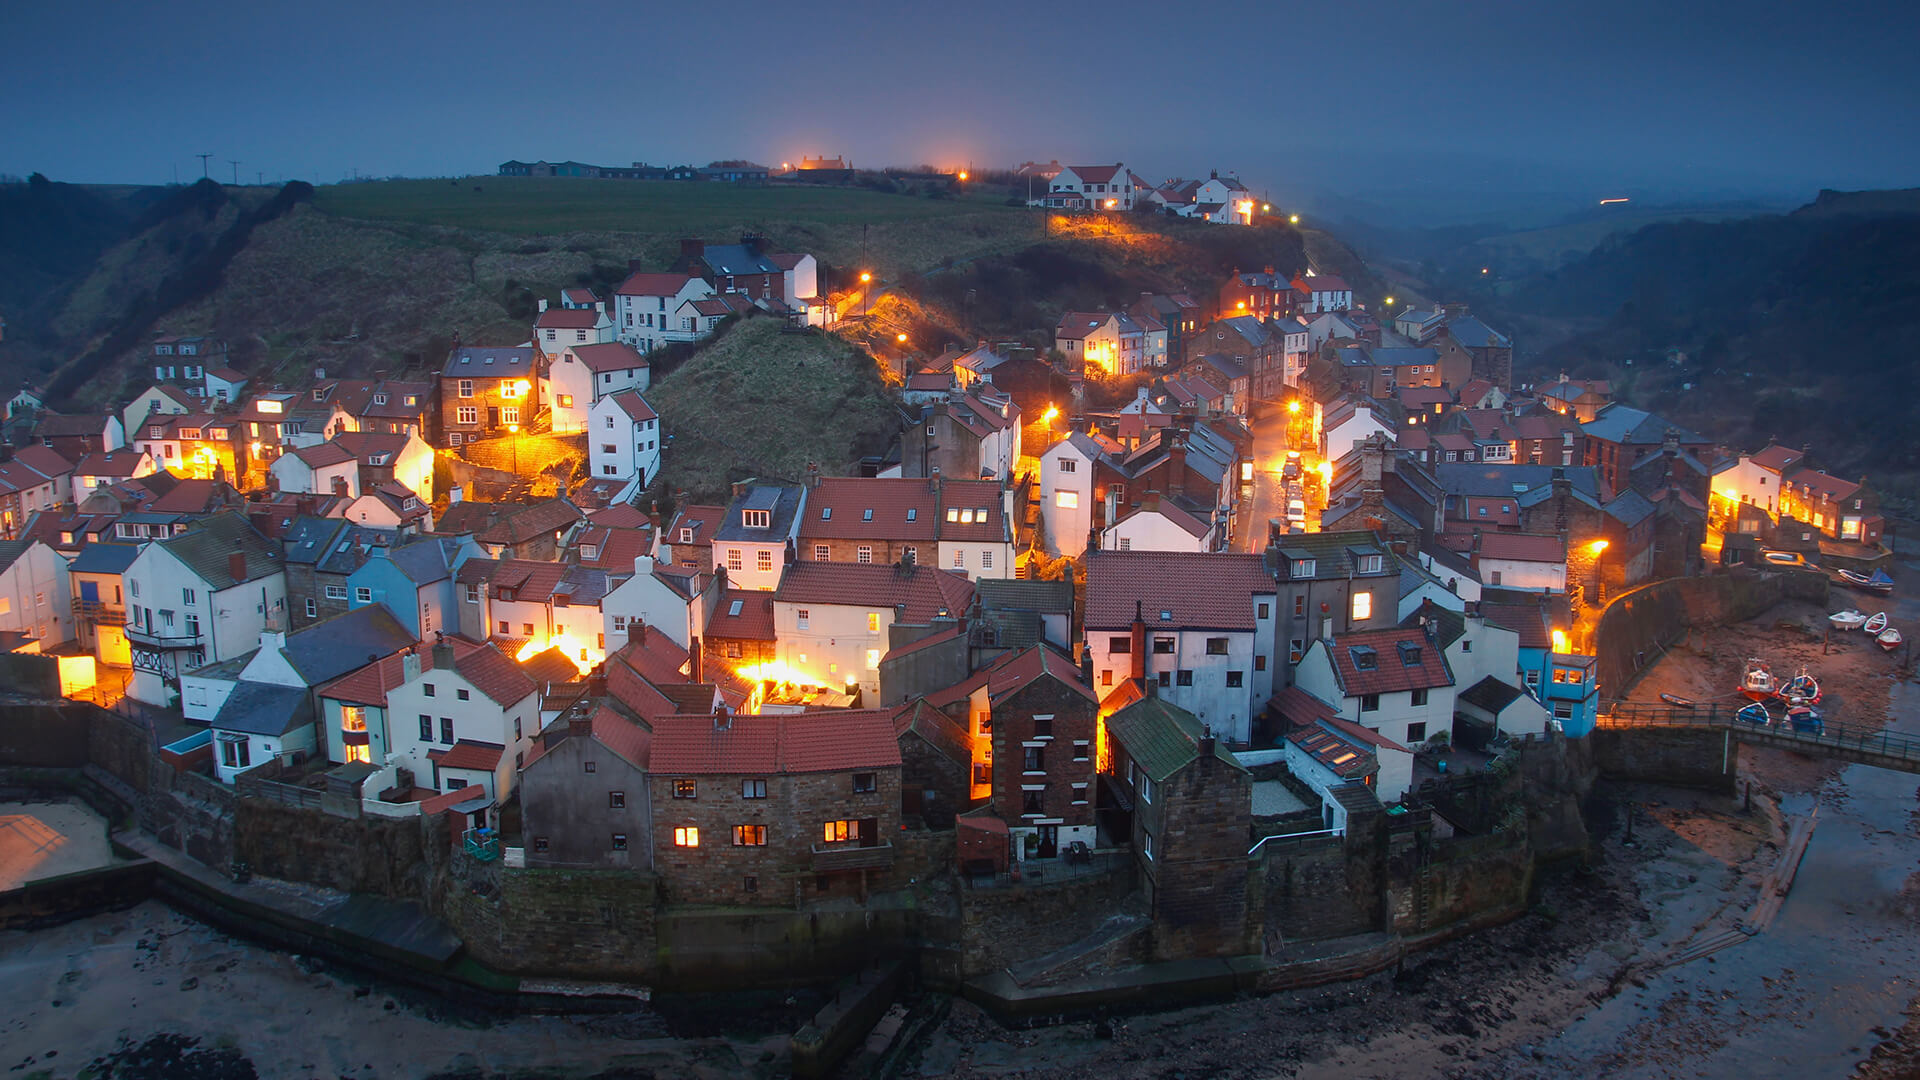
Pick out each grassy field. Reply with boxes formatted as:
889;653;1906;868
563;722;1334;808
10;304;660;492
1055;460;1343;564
314;177;1020;236
648;316;900;500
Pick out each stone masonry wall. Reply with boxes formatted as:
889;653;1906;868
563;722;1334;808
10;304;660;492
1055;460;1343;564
1149;754;1257;961
1260;836;1383;943
232;799;434;900
440;865;660;978
1589;725;1738;794
1595;570;1829;697
958;863;1138;977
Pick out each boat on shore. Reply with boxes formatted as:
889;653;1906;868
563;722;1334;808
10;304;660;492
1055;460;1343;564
1659;693;1696;708
1779;668;1821;705
1879;626;1904;652
1831;609;1869;631
1865;612;1890;635
1740;658;1775;700
1737;701;1772;726
1839;568;1895;596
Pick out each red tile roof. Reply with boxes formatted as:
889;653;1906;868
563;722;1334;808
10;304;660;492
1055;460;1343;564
535;308;604;330
648;709;902;775
1084;550;1272;630
458;643;539;706
588;502;652;530
570;342;649;373
1749;445;1803;474
665;504;724;547
774;562;976;624
1324;628;1454;697
318;637;486;705
884;625;962;662
1069;164;1121;184
616;271;698;297
606;390;657;423
574;524;655;572
1293;274;1352;294
797;477;1007;544
73;451;149;477
292;442;356;468
1474;532;1565;563
986;643;1096;704
708;589;776;641
1478;602;1552;650
429;740;504;772
1055;312;1110;341
11;444;73;478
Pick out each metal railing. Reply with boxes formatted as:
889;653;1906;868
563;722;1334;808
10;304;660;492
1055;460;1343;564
1598;702;1920;767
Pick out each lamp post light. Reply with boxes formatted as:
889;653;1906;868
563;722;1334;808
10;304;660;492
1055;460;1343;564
507;423;520;477
859;271;872;319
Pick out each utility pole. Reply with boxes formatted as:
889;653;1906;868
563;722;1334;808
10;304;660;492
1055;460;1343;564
195;153;212;179
256;171;263;186
229;160;240;186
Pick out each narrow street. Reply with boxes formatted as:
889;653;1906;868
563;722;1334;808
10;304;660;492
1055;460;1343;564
1240;404;1290;551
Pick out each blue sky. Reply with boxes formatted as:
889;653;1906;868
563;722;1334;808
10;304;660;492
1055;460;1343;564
5;0;1916;217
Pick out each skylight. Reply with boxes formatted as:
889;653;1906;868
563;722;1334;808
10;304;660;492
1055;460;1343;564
728;600;743;617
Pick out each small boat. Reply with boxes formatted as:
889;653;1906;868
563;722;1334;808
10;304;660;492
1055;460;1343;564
1740;658;1775;700
1864;612;1890;635
1879;626;1904;652
1830;609;1869;631
1839;568;1895;595
1660;693;1696;708
1737;701;1772;727
1786;705;1825;735
1779;669;1820;705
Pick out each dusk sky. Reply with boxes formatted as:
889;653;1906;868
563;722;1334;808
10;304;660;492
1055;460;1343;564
6;0;1918;217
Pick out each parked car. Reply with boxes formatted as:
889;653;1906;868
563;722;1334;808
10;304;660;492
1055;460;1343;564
1285;498;1308;523
1282;451;1302;480
1760;549;1819;571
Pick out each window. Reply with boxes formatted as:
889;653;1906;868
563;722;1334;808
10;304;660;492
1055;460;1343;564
325;584;348;600
1226;670;1244;687
1102;669;1113;686
533;837;549;852
733;825;767;846
1141;830;1153;861
584;760;598;773
852;772;876;794
1072;739;1090;761
1134;768;1153;804
727;549;742;572
1351;591;1372;620
1293;596;1306;618
1358;555;1383;573
1257;602;1270;619
1524;669;1541;688
304;598;317;618
1057;458;1077;473
1176;669;1193;686
1205;637;1229;655
456;688;470;701
1055;491;1078;509
756;549;773;573
1553;667;1586;685
182;588;196;606
673;827;701;848
952;549;965;569
1022;790;1045;815
501;406;519;425
673;778;697;799
1023;745;1046;772
1157;671;1171;687
1411;688;1429;707
1072;783;1089;805
814;544;830;561
1361;694;1380;712
743;509;770;528
423;683;437;698
1108;636;1131;654
355;587;372;603
1407;721;1428;743
419;715;432;740
742;778;767;799
981;550;992;569
1291;558;1316;578
1153;637;1175;654
856;546;873;563
796;609;809;630
458;379;474;398
456;406;477;425
823;820;859;843
440;718;454;743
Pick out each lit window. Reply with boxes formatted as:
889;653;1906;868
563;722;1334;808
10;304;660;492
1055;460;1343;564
867;612;881;633
756;549;773;573
732;825;766;846
866;648;880;668
1351;591;1372;620
672;827;699;848
1055;491;1078;509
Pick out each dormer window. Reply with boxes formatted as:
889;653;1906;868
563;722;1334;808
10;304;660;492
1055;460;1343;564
742;509;771;528
405;395;418;406
679;528;692;542
312;388;326;400
1358;554;1383;573
580;545;599;560
1292;559;1316;578
1398;642;1422;667
373;394;388;405
820;507;831;520
258;400;283;414
1350;645;1378;671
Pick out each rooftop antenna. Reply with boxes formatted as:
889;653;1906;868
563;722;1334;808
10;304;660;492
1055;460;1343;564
195;153;212;179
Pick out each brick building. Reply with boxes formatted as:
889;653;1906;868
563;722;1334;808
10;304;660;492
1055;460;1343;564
795;475;1014;580
647;708;902;905
1102;694;1254;960
439;345;540;448
892;697;975;828
985;644;1099;859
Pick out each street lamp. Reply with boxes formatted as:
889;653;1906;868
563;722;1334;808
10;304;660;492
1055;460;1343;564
1288;214;1300;225
507;422;520;477
896;333;908;344
859;271;872;318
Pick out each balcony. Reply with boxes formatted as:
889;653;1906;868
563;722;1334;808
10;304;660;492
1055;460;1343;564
811;841;895;873
463;827;502;862
124;624;204;648
71;599;126;626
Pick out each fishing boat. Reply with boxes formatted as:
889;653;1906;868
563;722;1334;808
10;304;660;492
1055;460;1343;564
1786;705;1825;735
1879;626;1904;652
1659;693;1696;708
1740;657;1775;700
1737;701;1772;727
1839;568;1895;596
1779;668;1821;705
1864;612;1890;635
1830;609;1869;631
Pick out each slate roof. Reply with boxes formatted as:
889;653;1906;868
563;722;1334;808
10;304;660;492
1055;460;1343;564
714;483;804;543
442;346;535;378
156;513;281;588
774;562;976;624
648;709;902;775
1370;347;1440;369
1459;676;1526;714
1323;628;1454;696
1265;529;1394;581
892;699;972;768
272;605;416;685
1581;404;1704;446
1433;463;1603;503
1105;696;1245;782
1442;315;1512;350
976;577;1074;615
1477;600;1553;650
1604;489;1657;527
211;681;313;737
68;541;141;574
1085;550;1273;630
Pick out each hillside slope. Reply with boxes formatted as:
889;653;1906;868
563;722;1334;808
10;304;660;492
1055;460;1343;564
647;316;900;500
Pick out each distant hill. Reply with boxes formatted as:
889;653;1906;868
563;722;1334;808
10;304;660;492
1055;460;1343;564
1505;192;1920;501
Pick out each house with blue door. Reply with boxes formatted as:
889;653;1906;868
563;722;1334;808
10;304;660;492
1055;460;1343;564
1479;592;1598;736
345;535;477;639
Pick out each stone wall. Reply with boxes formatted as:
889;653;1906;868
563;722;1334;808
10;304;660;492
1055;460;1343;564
957;863;1138;977
1147;752;1257;961
441;864;659;977
0;701;92;767
232;798;434;899
1594;569;1830;697
1259;835;1383;943
1388;833;1533;934
1589;725;1738;794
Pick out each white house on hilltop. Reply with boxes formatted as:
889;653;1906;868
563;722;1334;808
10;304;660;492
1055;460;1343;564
587;391;660;485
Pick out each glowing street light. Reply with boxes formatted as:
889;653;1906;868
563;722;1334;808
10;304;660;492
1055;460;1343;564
1105;198;1117;209
1288;214;1300;224
1262;203;1271;212
1588;539;1610;555
896;332;908;344
1287;399;1302;414
957;170;968;181
1041;405;1059;427
506;422;521;476
1384;296;1395;307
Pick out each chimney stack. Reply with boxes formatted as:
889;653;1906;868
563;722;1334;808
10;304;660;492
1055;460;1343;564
688;637;702;682
432;631;455;672
227;552;247;582
1167;435;1187;498
1130;600;1147;684
1197;725;1216;769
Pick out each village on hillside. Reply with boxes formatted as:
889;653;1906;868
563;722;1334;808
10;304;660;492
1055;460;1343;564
0;162;1895;1002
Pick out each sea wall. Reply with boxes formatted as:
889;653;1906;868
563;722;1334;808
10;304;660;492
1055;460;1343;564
1594;569;1830;697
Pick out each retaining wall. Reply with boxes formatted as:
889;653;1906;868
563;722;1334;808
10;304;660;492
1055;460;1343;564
1595;570;1831;696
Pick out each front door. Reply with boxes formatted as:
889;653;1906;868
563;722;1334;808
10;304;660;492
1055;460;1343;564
487;406;500;428
1037;825;1059;859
